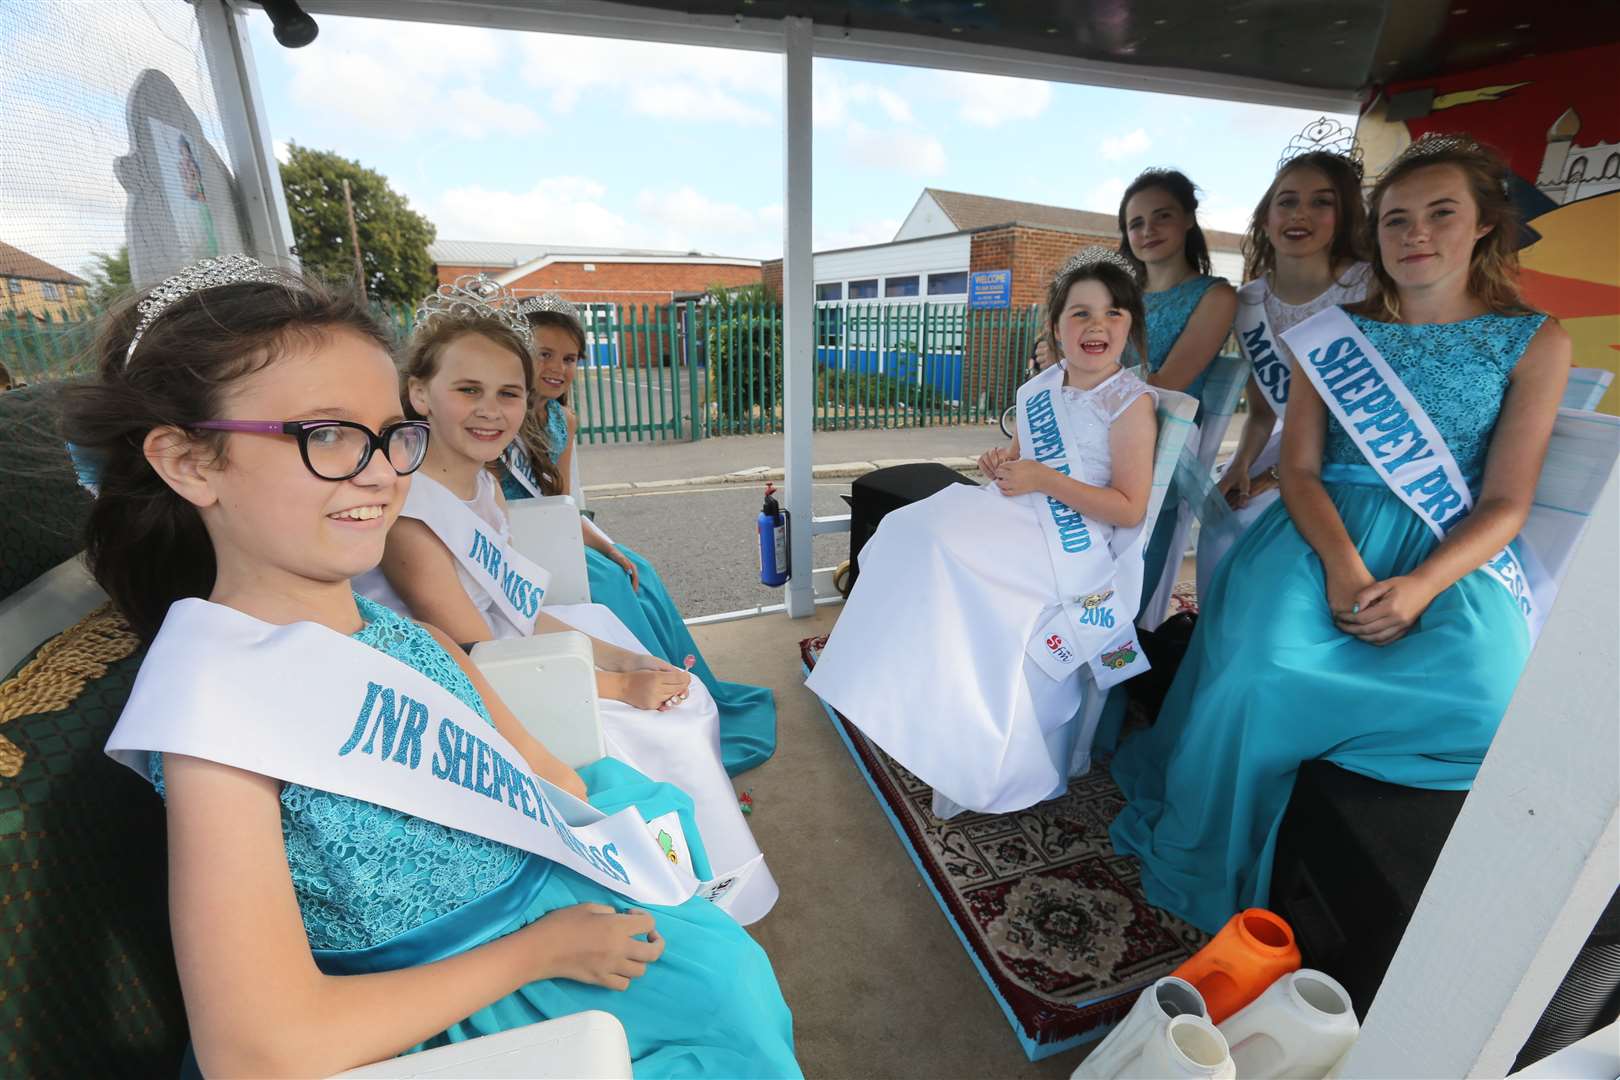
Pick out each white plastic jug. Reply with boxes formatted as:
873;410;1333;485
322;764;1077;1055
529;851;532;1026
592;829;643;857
1072;977;1211;1079
1217;968;1359;1079
1120;1015;1236;1080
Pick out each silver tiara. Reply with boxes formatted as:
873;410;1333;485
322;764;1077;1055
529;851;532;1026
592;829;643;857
1277;116;1364;178
415;274;533;349
513;293;581;321
1385;131;1488;171
123;254;285;367
1058;246;1137;279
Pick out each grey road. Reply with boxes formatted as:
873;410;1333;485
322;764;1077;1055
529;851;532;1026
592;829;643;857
588;482;856;617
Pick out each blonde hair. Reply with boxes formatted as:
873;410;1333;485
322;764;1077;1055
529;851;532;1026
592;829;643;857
1351;137;1536;322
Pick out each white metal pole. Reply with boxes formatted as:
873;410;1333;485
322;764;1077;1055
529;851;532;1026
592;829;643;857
1343;460;1620;1076
781;15;815;618
195;0;298;267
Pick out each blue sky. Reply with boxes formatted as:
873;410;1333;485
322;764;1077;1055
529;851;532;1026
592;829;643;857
245;12;1357;262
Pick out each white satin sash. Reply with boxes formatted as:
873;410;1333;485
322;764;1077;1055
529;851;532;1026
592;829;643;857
103;600;731;906
403;475;551;636
1015;364;1151;688
1234;278;1291;414
1282;307;1538;632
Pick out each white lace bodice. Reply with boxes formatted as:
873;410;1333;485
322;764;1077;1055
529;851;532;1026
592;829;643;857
1249;262;1373;416
1055;366;1156;487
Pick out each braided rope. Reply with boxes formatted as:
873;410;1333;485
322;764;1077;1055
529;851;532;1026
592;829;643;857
0;604;139;777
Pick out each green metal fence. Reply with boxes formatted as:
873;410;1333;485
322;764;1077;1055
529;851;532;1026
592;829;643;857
5;300;1044;441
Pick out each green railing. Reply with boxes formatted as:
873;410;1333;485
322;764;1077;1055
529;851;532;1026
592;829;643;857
6;299;1044;441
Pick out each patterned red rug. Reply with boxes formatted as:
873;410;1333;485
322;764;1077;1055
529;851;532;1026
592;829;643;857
801;636;1207;1061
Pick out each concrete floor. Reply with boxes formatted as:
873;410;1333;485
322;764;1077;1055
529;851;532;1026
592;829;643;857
692;608;1088;1080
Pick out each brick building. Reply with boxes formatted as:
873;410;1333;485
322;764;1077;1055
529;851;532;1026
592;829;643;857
1;241;90;320
430;240;761;307
760;188;1244;405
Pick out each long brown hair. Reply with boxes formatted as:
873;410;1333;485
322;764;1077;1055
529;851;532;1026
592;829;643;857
59;272;393;641
1116;168;1213;278
1046;259;1148;365
516;308;588;496
1242;151;1370;282
401;314;564;497
1350;136;1536;322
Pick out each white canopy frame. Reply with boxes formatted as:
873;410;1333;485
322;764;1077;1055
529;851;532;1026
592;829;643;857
204;3;1618;1073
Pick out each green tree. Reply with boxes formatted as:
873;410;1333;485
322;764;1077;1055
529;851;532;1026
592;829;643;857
85;246;131;307
278;143;437;306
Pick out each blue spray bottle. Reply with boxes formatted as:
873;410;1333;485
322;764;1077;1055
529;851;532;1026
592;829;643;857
757;483;790;587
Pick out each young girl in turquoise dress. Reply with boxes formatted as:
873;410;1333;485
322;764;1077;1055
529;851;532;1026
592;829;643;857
65;263;798;1077
502;295;778;777
360;285;779;924
1194;139;1373;599
1109;136;1571;934
1115;169;1238;618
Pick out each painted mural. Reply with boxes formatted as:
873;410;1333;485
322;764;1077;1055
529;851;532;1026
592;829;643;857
1359;42;1620;415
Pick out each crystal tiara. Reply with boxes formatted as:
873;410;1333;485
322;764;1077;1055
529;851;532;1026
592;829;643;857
1057;246;1138;279
123;254;285;367
414;274;533;349
513;293;581;321
1277;116;1364;178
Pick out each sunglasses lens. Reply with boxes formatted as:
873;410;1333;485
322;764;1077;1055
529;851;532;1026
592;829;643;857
385;424;430;474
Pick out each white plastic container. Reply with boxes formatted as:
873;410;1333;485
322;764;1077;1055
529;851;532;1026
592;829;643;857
1072;977;1212;1079
1217;968;1359;1079
1120;1015;1236;1080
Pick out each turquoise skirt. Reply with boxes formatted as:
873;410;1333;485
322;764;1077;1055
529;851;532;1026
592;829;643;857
1109;466;1530;933
316;757;800;1078
588;545;778;776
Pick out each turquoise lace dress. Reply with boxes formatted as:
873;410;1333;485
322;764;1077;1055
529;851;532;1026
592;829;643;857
1129;274;1230;618
150;596;799;1077
503;399;778;776
1110;312;1544;933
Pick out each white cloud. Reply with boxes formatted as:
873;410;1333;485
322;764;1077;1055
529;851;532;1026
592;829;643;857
634;187;782;258
1083;176;1128;214
814;69;914;128
932;71;1052;127
431;177;633;247
273;139;291;164
516;34;778;123
1196;195;1255;234
282;18;541;139
843;122;946;176
1101;128;1151;161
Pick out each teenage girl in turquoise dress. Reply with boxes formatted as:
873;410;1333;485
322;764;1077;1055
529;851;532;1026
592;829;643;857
1115;169;1238;618
505;297;778;777
65;267;799;1077
1109;137;1570;934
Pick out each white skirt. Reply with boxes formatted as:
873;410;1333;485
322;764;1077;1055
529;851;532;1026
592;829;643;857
543;601;780;926
806;484;1097;815
1194;426;1282;602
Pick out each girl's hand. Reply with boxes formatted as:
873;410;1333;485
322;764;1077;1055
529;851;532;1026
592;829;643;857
1217;458;1252;506
977;445;1013;477
1324;562;1375;625
1335;575;1438;646
1234;466;1279;509
610;548;640;592
526;904;664;990
993;459;1053;498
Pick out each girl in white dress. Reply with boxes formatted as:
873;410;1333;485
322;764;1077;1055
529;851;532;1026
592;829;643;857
1195;139;1372;598
359;278;777;924
807;251;1158;817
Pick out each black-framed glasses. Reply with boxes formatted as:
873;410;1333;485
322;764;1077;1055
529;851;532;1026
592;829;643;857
190;419;431;481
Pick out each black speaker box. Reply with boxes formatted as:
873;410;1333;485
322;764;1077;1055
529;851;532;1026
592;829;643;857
847;463;975;588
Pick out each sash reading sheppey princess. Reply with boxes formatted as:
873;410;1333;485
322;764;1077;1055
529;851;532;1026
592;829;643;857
1015;362;1153;688
1281;306;1540;632
105;599;751;908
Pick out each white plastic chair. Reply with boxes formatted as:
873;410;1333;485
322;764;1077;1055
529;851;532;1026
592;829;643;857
336;1010;631;1078
1519;406;1620;630
471;630;606;768
1138;352;1249;630
1063;387;1200;776
507;494;592;606
1563;366;1614;411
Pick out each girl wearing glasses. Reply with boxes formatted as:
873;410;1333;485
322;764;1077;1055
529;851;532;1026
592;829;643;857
70;264;798;1078
358;282;778;925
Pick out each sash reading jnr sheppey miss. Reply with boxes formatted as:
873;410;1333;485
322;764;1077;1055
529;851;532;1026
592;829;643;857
1015;361;1153;688
1282;306;1543;634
